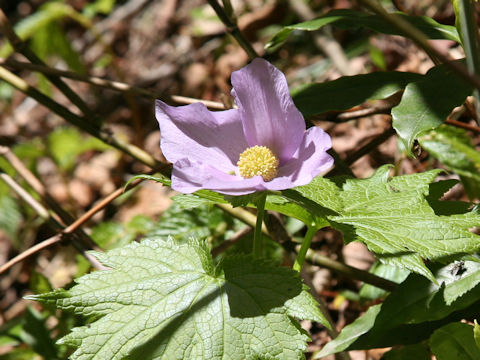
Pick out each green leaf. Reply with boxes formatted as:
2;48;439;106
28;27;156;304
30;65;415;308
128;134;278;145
292;71;423;117
135;175;323;228
28;238;327;359
265;194;322;227
148;203;231;243
392;62;473;154
430;322;480;360
0;195;22;242
329;166;480;281
419;125;480;199
126;174;171;188
266;9;460;50
285;175;343;215
381;344;430;360
171;194;214;209
84;0;116;17
223;193;268;208
359;262;410;300
314;304;382;358
48;127;110;171
474;320;480;350
426;179;472;215
376;264;480;327
284;167;480;281
316;261;480;356
0;2;72;58
30;20;85;73
436;259;480;305
21;307;58;359
29;270;53;295
90;215;155;250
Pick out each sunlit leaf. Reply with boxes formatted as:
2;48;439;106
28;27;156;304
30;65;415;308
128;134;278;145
295;166;480;280
28;238;328;359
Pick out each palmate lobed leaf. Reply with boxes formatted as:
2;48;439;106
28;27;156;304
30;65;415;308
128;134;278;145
290;165;480;281
27;238;327;360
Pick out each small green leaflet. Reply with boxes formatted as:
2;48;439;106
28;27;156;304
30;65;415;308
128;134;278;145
27;238;328;360
474;320;480;350
392;62;473;155
290;165;480;281
313;304;382;358
265;9;460;51
430;323;480;360
291;71;423;117
381;343;430;360
419;125;480;199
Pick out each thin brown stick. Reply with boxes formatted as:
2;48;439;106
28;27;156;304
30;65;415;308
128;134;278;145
0;171;105;271
0;172;50;220
446;118;480;133
0;177;145;275
344;127;396;165
0;145;97;249
0;234;64;274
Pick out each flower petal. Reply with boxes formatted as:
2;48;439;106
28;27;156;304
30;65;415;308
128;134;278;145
263;126;334;190
231;58;305;163
171;159;267;195
156;100;248;172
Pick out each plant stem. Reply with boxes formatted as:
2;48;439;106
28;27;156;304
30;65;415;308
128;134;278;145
305;248;398;292
253;193;267;258
456;0;480;123
217;202;397;291
357;0;480;91
293;226;317;271
207;0;259;60
344;127;396;165
0;170;105;272
0;58;227;110
0;176;146;275
0;9;96;122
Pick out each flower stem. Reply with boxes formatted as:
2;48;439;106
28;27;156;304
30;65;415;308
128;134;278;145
454;0;480;123
253;193;267;258
293;226;317;272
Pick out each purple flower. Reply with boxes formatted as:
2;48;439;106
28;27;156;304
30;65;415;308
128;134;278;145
155;58;333;195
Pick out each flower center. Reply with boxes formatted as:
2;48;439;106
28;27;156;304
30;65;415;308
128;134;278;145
237;145;279;182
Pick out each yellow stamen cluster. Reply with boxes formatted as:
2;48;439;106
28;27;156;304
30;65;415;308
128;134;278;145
237;145;279;182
